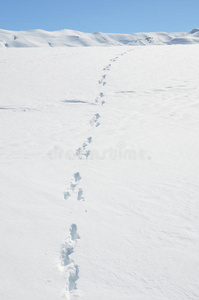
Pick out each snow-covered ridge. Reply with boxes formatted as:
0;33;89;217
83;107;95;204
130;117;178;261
0;28;199;47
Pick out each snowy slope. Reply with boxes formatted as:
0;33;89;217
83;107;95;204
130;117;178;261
0;45;199;300
0;28;199;47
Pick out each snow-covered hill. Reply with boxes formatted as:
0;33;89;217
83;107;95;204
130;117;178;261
0;44;199;299
0;28;199;47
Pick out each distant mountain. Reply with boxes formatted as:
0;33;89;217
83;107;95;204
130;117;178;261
0;28;199;48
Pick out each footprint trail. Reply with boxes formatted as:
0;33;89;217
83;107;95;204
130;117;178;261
60;48;134;298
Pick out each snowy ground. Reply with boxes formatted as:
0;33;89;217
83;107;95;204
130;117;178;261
0;45;199;300
1;28;199;47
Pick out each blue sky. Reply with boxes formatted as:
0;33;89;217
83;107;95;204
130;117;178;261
1;0;199;33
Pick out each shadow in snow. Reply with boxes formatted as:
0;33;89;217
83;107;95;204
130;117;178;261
62;100;96;105
116;91;136;94
0;107;15;110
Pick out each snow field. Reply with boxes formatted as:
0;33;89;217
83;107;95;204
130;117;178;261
0;45;199;299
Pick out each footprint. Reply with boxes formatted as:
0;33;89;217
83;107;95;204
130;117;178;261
68;265;79;291
98;75;107;85
103;64;111;71
64;191;71;200
60;225;80;295
64;172;83;200
75;137;92;160
74;172;81;182
95;113;100;119
60;241;74;266
90;113;101;127
76;147;90;159
99;93;105;104
60;225;80;266
77;188;85;201
82;142;87;149
70;224;80;240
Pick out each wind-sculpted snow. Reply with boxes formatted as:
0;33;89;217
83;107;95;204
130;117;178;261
0;28;199;47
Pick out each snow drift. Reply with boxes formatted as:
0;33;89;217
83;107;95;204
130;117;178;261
0;28;199;47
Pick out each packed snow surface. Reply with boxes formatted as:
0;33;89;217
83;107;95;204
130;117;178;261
0;44;199;300
0;28;199;47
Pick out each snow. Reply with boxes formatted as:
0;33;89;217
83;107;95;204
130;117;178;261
0;44;199;300
1;28;199;47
